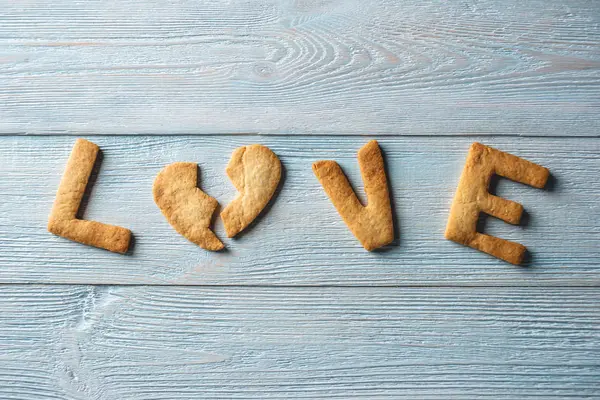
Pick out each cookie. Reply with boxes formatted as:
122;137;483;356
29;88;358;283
221;144;281;237
312;140;394;251
445;142;550;265
153;162;224;251
48;138;131;254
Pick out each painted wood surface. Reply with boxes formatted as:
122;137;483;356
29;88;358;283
0;135;598;285
2;285;599;399
1;0;599;398
1;0;599;136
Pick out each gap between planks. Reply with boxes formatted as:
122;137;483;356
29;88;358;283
0;283;598;289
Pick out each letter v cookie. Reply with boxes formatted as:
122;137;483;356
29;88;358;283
221;144;281;237
153;162;224;251
313;140;394;251
48;138;131;254
445;142;549;265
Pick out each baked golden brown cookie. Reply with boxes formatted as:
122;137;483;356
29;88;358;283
313;140;394;251
48;138;131;254
153;162;224;251
221;144;281;237
445;142;549;265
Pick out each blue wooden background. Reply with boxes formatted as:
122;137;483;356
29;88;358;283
1;0;599;398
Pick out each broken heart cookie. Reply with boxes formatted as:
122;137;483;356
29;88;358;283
221;144;281;237
313;140;394;251
153;162;224;251
48;138;132;254
445;142;549;265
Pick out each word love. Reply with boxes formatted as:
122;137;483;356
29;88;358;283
48;139;549;265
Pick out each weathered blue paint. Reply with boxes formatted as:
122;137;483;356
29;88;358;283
1;0;599;398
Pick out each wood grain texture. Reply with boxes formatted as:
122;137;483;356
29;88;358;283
1;0;599;136
2;1;599;397
2;285;599;399
0;135;598;285
0;286;88;400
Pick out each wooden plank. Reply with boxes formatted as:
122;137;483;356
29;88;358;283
0;285;88;399
2;285;599;399
1;0;599;136
0;135;598;285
